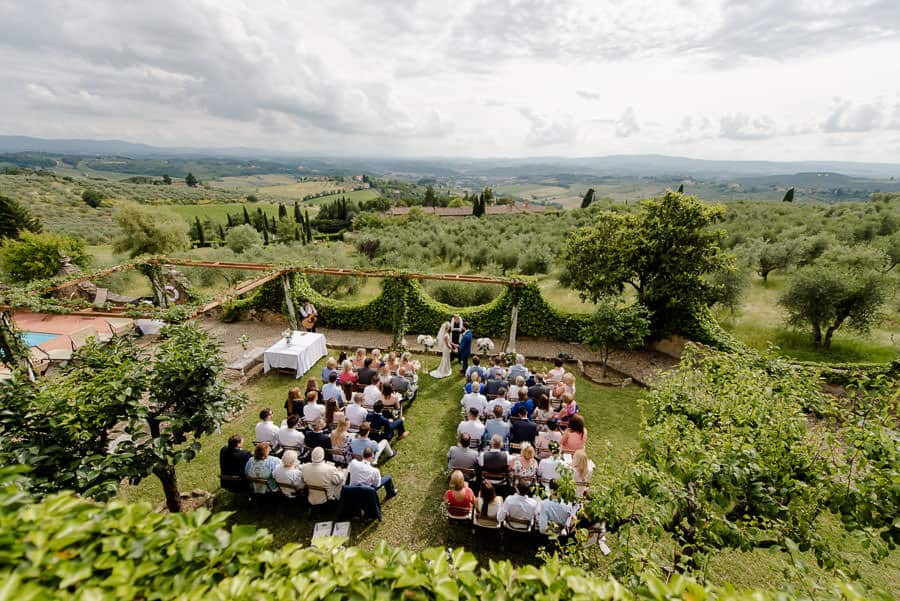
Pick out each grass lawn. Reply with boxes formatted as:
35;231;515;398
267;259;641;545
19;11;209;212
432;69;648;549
168;201;285;226
299;188;380;206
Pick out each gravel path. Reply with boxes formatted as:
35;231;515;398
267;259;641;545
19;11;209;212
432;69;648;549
200;316;678;386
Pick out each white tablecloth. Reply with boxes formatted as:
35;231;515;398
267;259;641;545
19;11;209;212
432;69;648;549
263;331;327;379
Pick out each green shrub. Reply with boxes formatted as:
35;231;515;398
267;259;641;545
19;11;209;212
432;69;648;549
0;231;90;283
426;281;502;307
225;224;262;254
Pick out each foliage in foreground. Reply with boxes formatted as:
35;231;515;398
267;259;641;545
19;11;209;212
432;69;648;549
581;346;898;583
0;325;246;511
0;468;872;601
0;230;90;283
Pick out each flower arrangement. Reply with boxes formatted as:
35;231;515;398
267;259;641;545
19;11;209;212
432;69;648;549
282;328;293;343
238;334;250;351
417;334;435;351
476;337;495;353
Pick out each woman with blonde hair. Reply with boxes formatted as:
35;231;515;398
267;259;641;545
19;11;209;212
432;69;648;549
571;449;595;497
507;376;526;404
386;351;400;373
338;359;358;387
330;416;351;465
399;351;419;374
321;357;338;383
371;348;383;368
284;387;303;417
464;371;481;394
556;393;578;426
353;348;366;370
509;442;538;483
444;469;475;516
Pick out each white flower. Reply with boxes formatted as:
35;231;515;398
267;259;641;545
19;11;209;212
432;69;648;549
417;334;426;344
419;334;435;349
476;337;495;352
282;328;293;340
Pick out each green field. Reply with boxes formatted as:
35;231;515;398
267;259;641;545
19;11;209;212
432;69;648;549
168;201;288;226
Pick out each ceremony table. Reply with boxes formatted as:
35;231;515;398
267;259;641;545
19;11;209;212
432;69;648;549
263;331;327;379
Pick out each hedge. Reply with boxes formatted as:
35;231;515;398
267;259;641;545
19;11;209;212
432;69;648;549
222;274;592;343
0;470;857;600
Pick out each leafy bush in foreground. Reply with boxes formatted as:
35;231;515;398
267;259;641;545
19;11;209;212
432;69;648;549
0;467;869;600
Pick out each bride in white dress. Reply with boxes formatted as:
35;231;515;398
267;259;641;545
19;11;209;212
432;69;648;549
429;321;453;379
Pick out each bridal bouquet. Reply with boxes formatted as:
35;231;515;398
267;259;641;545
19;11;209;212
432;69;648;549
417;334;435;351
476;337;495;353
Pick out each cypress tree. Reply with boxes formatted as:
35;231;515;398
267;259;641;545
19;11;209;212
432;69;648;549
782;187;795;202
278;203;287;219
580;188;595;209
194;217;205;247
294;201;302;222
242;206;251;225
294;226;301;242
263;228;269;245
677;184;684;193
226;213;234;227
217;224;225;242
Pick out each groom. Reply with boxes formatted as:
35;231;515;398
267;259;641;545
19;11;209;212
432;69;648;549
457;322;472;376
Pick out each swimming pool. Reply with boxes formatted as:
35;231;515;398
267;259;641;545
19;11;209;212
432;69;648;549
22;332;60;347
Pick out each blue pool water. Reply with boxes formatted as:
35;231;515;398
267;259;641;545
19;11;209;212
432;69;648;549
22;332;60;347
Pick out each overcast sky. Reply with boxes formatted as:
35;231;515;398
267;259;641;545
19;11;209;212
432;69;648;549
2;0;900;161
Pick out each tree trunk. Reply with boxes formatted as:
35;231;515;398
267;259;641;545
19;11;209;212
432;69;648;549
154;463;182;513
823;316;847;350
812;322;822;348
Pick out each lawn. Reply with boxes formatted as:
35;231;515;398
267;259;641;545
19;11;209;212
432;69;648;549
168;201;287;226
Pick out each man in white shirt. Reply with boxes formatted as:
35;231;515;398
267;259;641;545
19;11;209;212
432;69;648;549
538;480;577;535
487;389;511;418
321;372;345;406
345;393;369;428
363;375;382;409
460;381;488;417
497;480;541;528
277;414;305;450
254;408;279;449
302;391;325;425
538;441;563;482
457;407;486;446
348;446;397;498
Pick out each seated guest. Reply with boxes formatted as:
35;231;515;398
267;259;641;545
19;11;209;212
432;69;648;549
321;357;338;383
465;356;485;382
487;388;511;418
460;381;488;417
507;355;530;383
352;347;367;370
483;404;510;444
545;358;566;384
533;394;555;424
511;389;534;421
303;446;344;504
572;449;595;498
385;351;400;373
357;358;377;387
330;416;352;465
254;409;279;449
509;406;538;446
305;378;320;399
273;450;304;497
537;481;576;535
561;372;577;398
338;359;358;387
303;391;325;424
378;365;392;382
447;433;479;472
535;420;562;457
325;398;344;426
561;414;587;453
349;446;397;499
556;393;579;425
219;434;251;490
463;371;482;394
244;442;280;493
366;400;408;442
399;351;419;375
371;348;384;369
345;392;369;428
278;414;305;450
304;418;332;451
380;383;402;414
390;367;412;398
497;480;540;528
458;407;485;445
362;374;382;409
284;387;303;417
527;379;550;402
506;376;527;406
510;442;538;482
484;371;505;398
350;422;394;465
486;356;506;380
445;469;475;515
475;481;503;525
537;441;563;482
321;372;345;406
479;435;510;474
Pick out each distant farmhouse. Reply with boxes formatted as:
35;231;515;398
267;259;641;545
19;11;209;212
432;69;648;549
386;202;547;217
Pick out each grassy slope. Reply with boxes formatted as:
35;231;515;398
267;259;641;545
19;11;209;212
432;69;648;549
119;354;897;593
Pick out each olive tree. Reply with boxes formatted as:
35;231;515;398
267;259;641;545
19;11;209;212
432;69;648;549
582;300;650;377
226;223;263;253
779;246;889;349
114;203;190;258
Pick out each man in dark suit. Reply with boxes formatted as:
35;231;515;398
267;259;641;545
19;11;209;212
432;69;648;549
527;380;550;401
219;434;252;492
304;418;332;451
509;407;538;446
458;322;473;376
484;371;505;398
357;358;377;386
449;315;463;362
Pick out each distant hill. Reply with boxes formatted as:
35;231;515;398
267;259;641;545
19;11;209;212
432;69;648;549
3;135;900;179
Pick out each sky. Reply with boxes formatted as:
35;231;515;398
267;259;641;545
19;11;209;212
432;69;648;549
2;0;900;161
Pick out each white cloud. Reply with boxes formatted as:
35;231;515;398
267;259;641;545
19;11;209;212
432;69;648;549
719;113;777;140
822;99;886;133
615;107;640;137
520;108;578;146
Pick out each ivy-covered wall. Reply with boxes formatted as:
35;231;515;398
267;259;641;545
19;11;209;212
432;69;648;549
222;274;592;343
